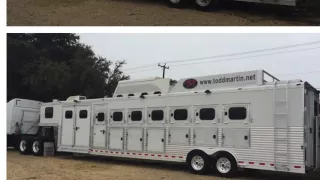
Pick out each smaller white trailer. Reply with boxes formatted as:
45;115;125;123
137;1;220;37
18;70;320;177
7;98;42;151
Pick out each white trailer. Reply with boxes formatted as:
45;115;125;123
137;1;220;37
22;70;320;176
168;0;306;12
7;98;42;151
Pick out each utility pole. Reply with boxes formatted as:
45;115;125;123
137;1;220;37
158;63;169;78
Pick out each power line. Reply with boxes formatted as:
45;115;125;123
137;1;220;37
124;40;320;72
162;40;320;65
169;46;320;67
127;46;320;74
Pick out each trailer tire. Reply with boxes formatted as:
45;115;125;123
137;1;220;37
168;0;189;8
213;153;237;177
187;151;211;174
194;0;219;11
19;138;32;155
32;139;43;156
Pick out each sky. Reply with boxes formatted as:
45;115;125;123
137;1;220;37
78;33;320;89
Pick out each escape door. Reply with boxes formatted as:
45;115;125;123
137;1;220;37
222;104;251;147
92;104;107;148
193;105;219;146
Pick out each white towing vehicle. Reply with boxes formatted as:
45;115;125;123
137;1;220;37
7;98;42;151
18;70;320;176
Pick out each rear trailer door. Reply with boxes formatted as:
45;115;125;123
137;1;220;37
305;89;315;169
304;86;319;171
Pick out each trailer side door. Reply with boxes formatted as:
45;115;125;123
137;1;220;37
61;106;75;146
74;106;91;147
92;104;107;149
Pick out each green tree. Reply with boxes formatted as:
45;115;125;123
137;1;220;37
7;33;129;102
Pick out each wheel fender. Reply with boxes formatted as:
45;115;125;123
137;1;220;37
187;148;239;166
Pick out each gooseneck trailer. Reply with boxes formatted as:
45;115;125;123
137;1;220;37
16;70;319;176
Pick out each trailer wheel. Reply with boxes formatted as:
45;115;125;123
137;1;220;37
19;138;31;155
194;0;219;11
213;153;237;177
188;152;211;174
32;139;43;156
168;0;189;8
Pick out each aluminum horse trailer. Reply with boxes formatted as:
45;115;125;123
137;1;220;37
19;70;320;176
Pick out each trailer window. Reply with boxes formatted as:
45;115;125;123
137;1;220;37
97;113;104;122
151;110;164;121
229;107;247;120
113;112;123;121
131;111;142;121
65;111;72;119
174;109;188;120
199;108;215;120
45;107;53;118
79;110;88;119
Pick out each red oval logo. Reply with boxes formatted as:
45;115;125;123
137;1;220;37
183;79;198;89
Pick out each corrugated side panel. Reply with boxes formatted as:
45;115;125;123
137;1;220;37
165;127;304;173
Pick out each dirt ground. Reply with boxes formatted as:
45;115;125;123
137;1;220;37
7;149;320;180
7;0;317;26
